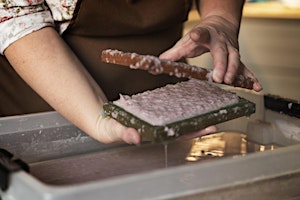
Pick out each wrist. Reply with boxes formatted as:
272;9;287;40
199;15;240;36
199;0;244;32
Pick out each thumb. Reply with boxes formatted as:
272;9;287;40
159;45;183;61
96;116;141;144
159;27;210;61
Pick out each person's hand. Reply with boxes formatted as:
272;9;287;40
160;15;262;92
95;114;142;144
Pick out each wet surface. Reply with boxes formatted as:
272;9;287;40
186;132;279;162
29;132;280;186
29;140;192;185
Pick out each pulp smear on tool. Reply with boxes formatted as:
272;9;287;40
113;79;239;126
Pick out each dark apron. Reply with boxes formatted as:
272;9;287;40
0;0;192;116
0;57;53;116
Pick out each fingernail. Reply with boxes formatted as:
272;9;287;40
205;126;217;132
129;134;140;145
254;82;263;92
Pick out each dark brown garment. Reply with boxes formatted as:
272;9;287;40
64;0;192;100
0;0;192;116
0;56;52;116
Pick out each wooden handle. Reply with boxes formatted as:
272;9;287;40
101;49;254;89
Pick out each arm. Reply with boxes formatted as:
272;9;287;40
198;0;244;31
160;0;262;92
1;1;140;144
4;27;140;144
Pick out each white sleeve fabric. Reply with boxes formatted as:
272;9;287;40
0;11;54;54
0;1;60;54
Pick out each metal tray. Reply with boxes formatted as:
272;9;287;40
1;89;299;200
103;97;256;143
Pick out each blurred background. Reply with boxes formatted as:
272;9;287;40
185;0;300;101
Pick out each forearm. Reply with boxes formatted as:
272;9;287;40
198;0;245;33
4;27;107;138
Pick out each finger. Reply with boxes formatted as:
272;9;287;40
239;62;263;92
211;43;228;83
189;27;211;45
121;127;141;145
224;45;240;84
159;33;195;61
253;82;263;92
177;126;217;141
159;45;183;61
159;33;192;61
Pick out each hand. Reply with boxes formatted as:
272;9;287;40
160;15;262;92
95;114;142;144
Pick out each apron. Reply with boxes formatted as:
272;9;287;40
63;0;192;100
0;0;192;116
0;57;52;116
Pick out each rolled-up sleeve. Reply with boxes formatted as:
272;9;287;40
0;2;54;54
